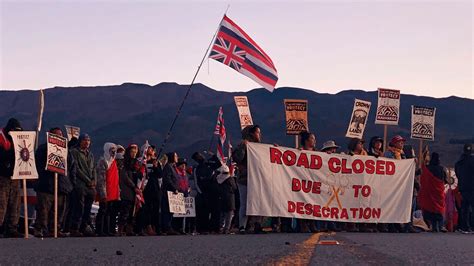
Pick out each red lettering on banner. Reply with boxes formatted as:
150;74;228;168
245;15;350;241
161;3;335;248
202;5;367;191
309;155;322;169
376;160;385;175
270;147;282;164
296;153;309;168
363;208;371;219
350;208;358;218
312;205;321;217
291;178;301;192
283;151;297;166
305;203;313;215
322;207;330;218
340;208;349;219
353;185;362;197
386;161;395;175
372;208;381;219
365;160;375;174
288;201;296;212
296;202;304;214
352;159;364;174
328;158;340;173
330;208;339;218
341;159;352;174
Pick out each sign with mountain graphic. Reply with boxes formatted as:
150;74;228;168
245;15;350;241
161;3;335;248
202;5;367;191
411;106;436;140
284;99;308;135
375;88;400;125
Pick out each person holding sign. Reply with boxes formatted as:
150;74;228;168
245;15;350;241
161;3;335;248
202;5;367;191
0;118;23;238
33;127;73;238
161;152;181;235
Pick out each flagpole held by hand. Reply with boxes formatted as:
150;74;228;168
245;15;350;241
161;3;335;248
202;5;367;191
157;12;227;158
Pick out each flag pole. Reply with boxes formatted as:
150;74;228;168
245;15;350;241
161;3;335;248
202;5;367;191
157;9;229;158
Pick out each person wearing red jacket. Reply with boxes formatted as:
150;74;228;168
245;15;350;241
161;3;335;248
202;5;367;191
96;142;120;236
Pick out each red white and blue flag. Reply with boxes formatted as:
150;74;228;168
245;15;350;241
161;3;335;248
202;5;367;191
209;15;278;92
214;107;227;162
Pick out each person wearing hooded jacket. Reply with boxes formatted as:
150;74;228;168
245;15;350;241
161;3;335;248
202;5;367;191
33;127;74;238
95;142;120;236
161;152;180;235
0;118;23;237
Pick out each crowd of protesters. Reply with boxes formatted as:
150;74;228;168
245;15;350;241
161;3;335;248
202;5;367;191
0;117;473;238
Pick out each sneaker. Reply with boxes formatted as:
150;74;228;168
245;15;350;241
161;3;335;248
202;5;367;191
239;227;246;235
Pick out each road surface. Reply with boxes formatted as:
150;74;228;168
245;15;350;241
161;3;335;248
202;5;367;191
1;232;473;265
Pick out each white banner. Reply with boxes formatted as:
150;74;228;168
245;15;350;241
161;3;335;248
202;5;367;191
411;106;436;140
234;96;254;129
65;125;80;141
246;143;416;223
46;133;68;176
167;191;186;214
345;99;371;139
375;88;400;125
9;131;39;180
173;197;196;217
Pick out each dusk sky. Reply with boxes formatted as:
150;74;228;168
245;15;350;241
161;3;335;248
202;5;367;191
1;0;472;98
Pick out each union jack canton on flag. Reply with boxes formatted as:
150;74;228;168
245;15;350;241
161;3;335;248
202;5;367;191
209;15;278;92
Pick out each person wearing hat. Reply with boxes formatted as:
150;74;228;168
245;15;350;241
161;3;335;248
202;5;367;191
0;118;23;237
368;136;384;158
384;135;419;233
384;135;406;159
455;143;474;233
321;140;340;154
69;133;97;237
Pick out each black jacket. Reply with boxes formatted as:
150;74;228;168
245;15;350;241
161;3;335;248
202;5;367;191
455;154;474;194
143;160;163;201
35;143;74;195
162;163;179;193
193;162;216;194
0;129;15;178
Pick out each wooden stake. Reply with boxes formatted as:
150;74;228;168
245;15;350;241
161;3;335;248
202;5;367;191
418;139;423;168
295;135;299;149
54;173;58;239
22;179;29;239
383;125;388;152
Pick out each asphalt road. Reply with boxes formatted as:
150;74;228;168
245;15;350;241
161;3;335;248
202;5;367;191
0;232;473;265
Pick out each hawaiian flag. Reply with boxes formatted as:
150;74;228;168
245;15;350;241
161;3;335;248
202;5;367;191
214;107;226;161
209;15;278;92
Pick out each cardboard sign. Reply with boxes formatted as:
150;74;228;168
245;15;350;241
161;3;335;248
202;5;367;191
284;99;309;135
411;106;436;140
234;96;254;129
375;88;400;125
46;133;68;176
246;143;416;223
167;191;186;214
65;125;80;141
345;99;371;139
9;131;39;180
173;197;196;217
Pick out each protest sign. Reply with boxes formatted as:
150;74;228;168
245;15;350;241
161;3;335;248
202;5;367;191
345;99;371;139
284;99;309;135
234;96;254;129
